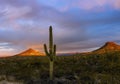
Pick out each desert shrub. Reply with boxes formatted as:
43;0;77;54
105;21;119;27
0;52;120;83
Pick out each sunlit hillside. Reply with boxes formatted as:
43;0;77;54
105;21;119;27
15;48;45;56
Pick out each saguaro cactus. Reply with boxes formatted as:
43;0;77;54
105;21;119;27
44;26;56;80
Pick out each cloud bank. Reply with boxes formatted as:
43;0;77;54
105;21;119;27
0;0;120;56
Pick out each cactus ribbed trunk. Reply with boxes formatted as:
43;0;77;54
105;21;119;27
49;26;53;54
50;61;53;80
44;26;56;80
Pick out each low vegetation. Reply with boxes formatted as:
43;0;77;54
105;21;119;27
0;52;120;84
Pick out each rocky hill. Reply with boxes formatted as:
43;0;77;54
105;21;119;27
92;42;120;54
15;48;45;56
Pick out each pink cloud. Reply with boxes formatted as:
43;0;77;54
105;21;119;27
113;0;120;9
59;0;120;11
81;0;120;10
2;5;31;20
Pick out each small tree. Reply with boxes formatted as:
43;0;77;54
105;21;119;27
44;26;56;80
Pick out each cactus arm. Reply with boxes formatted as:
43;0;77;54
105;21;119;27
44;44;49;56
53;44;56;56
44;44;53;61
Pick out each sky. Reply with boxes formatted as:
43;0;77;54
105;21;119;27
0;0;120;56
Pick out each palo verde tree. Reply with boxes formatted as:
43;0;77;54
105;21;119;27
44;26;56;80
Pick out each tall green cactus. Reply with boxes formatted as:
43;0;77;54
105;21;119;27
44;26;56;80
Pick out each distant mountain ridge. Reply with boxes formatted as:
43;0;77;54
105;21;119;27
16;48;45;56
15;42;120;56
92;42;120;53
